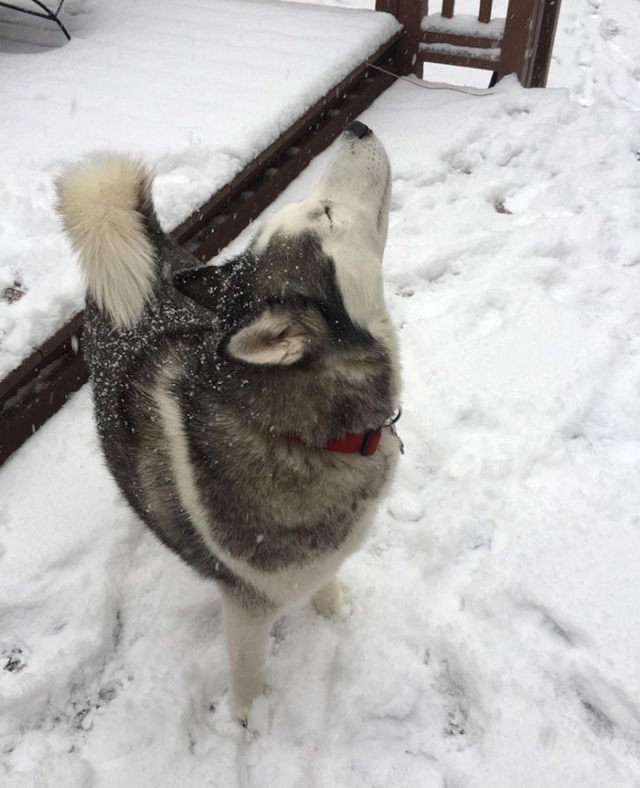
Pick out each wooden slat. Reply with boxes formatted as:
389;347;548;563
441;0;455;19
478;0;493;23
531;0;562;87
498;0;545;86
391;0;428;75
0;351;87;465
0;312;84;402
374;0;399;13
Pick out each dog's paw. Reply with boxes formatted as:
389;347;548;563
234;705;255;732
233;690;270;733
313;580;350;619
232;685;270;732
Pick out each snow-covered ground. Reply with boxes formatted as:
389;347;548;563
2;1;640;786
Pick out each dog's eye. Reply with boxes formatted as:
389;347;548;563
323;205;333;227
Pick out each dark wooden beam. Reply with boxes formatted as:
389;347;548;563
531;0;562;87
0;314;86;465
478;0;493;24
377;0;427;76
498;0;545;87
442;0;455;19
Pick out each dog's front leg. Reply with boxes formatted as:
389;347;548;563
221;590;274;726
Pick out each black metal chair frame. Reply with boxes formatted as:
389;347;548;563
0;0;70;40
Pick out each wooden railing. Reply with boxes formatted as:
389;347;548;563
376;0;562;87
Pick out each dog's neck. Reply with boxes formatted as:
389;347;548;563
285;409;403;456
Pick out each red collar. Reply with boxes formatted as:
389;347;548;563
286;409;402;457
324;429;383;456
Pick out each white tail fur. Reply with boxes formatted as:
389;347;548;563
56;156;156;329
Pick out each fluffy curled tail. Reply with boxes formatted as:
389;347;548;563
56;156;157;329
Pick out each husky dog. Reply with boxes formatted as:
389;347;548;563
56;121;401;723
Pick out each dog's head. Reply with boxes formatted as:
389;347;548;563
174;122;393;367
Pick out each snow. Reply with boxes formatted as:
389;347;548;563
419;42;501;63
421;13;505;39
2;0;640;786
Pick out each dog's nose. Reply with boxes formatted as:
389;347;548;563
345;121;372;140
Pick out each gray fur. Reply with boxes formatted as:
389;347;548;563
59;127;401;722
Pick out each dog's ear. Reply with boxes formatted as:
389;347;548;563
226;306;319;366
173;266;225;310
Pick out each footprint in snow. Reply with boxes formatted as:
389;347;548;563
2;646;27;673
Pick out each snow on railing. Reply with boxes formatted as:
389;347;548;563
419;42;501;65
421;13;505;39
